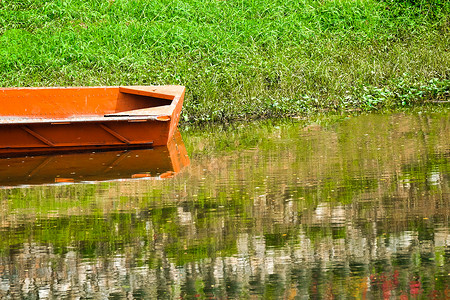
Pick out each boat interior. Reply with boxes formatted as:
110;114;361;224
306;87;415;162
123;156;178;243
0;86;179;122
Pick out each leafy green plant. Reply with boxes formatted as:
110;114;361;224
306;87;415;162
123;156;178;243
0;0;448;123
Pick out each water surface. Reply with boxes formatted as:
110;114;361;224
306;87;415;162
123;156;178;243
0;111;449;299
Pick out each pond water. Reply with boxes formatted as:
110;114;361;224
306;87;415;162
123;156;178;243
0;111;449;299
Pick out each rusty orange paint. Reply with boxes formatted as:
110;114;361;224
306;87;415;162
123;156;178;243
0;130;189;187
0;85;185;156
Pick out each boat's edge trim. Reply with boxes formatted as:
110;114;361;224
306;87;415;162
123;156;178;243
0;115;166;125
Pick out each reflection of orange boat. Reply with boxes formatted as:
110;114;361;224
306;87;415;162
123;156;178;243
0;85;185;156
0;131;189;187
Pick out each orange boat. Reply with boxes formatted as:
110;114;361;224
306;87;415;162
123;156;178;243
0;85;185;156
0;130;190;187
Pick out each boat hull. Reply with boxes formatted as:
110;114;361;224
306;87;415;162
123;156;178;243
0;85;185;156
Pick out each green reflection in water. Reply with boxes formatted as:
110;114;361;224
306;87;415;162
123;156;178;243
0;111;449;299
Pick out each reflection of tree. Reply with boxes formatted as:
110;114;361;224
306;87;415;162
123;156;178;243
0;113;448;298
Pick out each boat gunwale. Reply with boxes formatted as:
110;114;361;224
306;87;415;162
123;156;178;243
0;114;167;125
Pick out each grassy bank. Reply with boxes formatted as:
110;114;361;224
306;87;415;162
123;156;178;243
0;0;449;123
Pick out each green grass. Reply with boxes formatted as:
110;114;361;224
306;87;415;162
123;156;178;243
0;0;449;123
